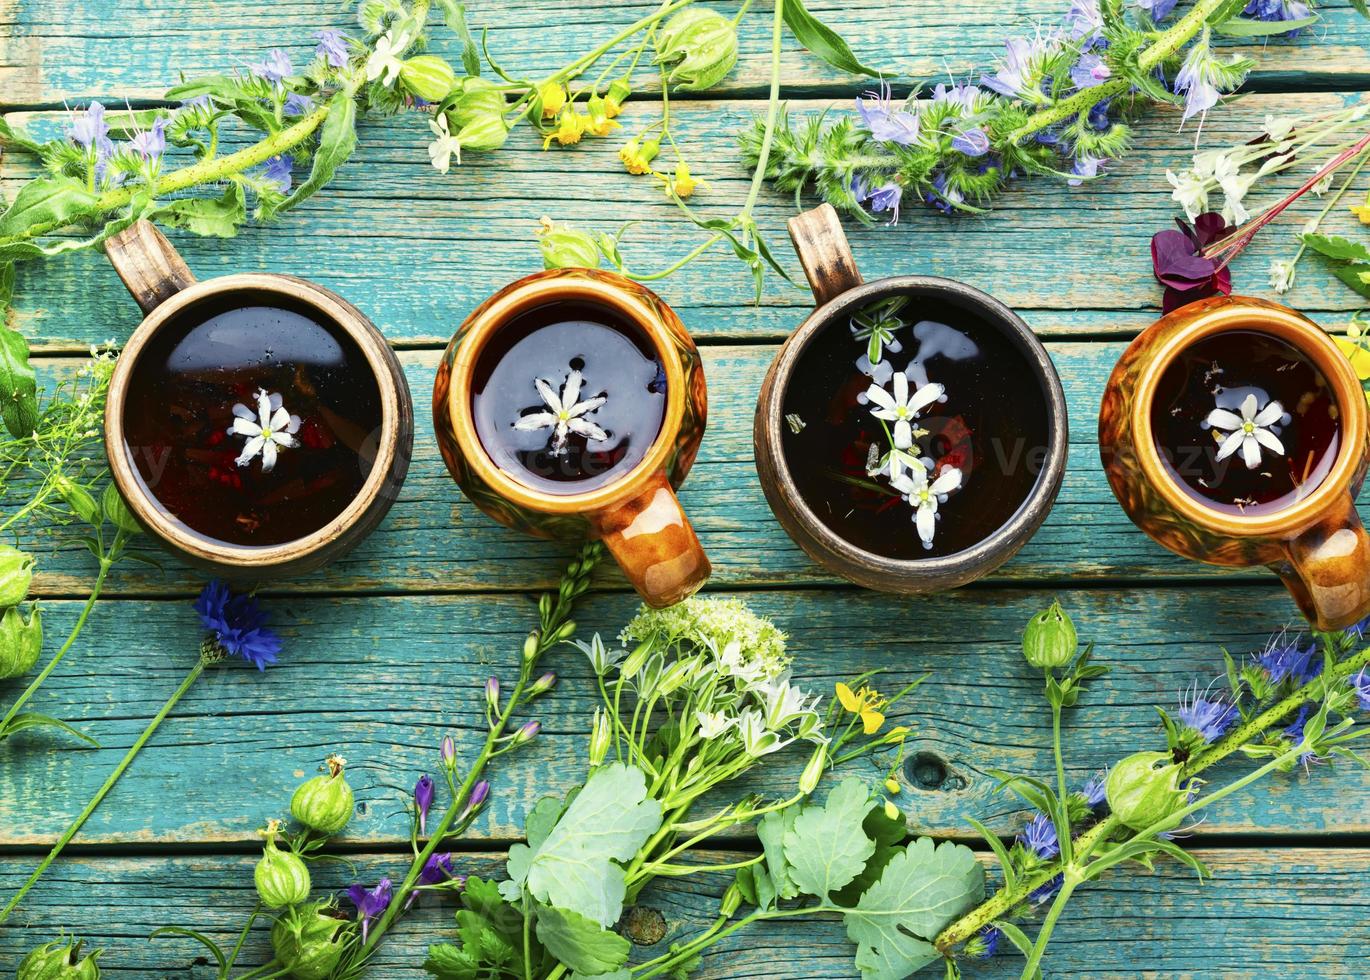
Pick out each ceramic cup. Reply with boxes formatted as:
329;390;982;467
103;219;414;579
1100;295;1370;630
753;204;1069;593
432;267;710;608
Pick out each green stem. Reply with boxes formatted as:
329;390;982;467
1286;144;1370;278
738;0;785;223
1048;689;1072;864
1018;871;1079;980
0;658;205;922
221;903;262;979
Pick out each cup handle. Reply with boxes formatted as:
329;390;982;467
788;203;863;306
104;218;196;313
589;472;711;608
1275;502;1370;630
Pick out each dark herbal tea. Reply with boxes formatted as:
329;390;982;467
1150;329;1341;516
780;289;1051;560
122;293;383;547
471;301;666;494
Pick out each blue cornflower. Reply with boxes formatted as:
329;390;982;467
951;127;990;157
1079;771;1107;809
1256;633;1322;685
1019;812;1059;859
1178;685;1239;743
128;116;167;164
193;580;283;670
1352;669;1370;711
854;81;921;146
264;154;294;193
251;49;293;86
866;181;902;224
346;878;392;942
68;101;114;158
315;29;350;69
284;92;314;116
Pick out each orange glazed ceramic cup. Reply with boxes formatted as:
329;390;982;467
432;268;711;608
1099;295;1370;630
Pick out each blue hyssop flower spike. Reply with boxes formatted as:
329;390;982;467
1178;686;1239;743
68;102;114;158
1351;669;1370;711
1019;812;1060;858
315;29;350;69
194;580;283;670
264;154;294;192
1080;771;1108;809
1256;633;1322;685
252;49;293;86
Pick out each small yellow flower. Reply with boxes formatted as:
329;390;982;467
1335;335;1370;382
1350;203;1370;225
835;682;887;735
586;95;620;137
660;161;706;199
538;81;567;119
543;108;588;149
619;137;660;175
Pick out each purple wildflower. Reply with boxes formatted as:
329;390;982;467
1344;615;1370;641
982;34;1057;103
1070;52;1112;90
1242;0;1312;35
441;735;456;769
128;116;167;163
1256;634;1322;685
460;780;490;822
485;676;500;710
346;878;392;942
925;173;964;214
1030;873;1063;905
1065;0;1103;41
68;102;114;158
414;774;435;834
974;926;1001;959
1174;35;1225;123
194;581;283;670
952;127;990;157
264;154;293;192
1019;813;1059;859
284;92;314;116
867;181;903;224
931;82;981;112
1284;704;1311;741
251;49;293;86
315;29;350;68
1136;0;1180;20
855;81;921;146
1087;99;1112;130
1178;686;1238;743
1350;669;1370;711
1068;155;1102;187
404;852;464;909
1080;772;1107;809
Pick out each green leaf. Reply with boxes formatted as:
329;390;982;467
989;921;1040;978
0;115;44;154
165;75;243;103
782;778;876;900
0;713;100;747
424;942;481;979
965;817;1017;894
832;802;907;907
0;262;12;313
782;0;881;76
435;0;482;76
756;807;799;906
571;972;630;980
1332;263;1370;299
0;317;37;438
843;838;985;980
276;90;357;215
0;177;100;239
1303;233;1370;264
1353;0;1369;19
506;763;662;927
534;904;630;976
152;183;247;238
1215;13;1319;36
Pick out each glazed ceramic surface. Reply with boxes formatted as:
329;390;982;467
1099;295;1370;629
433;267;710;607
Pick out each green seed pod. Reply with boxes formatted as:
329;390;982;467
0;545;34;608
588;707;611;767
290;755;354;835
798;744;826;794
271;901;348;980
101;483;143;535
17;939;102;980
255;827;312;908
604;76;632;116
654;7;738;92
447;77;508;128
718;882;742;917
1021;600;1077;669
538;219;599;268
54;476;101;527
1105;750;1189;831
399;55;457;102
0;604;43;680
453;112;509;154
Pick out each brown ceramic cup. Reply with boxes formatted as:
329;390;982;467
753;204;1069;593
103;219;414;579
1100;295;1370;630
432;268;710;608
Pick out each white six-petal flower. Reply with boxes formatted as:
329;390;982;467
228;389;301;473
1208;393;1284;470
513;369;609;456
891;465;963;547
364;30;406;86
865;372;944;449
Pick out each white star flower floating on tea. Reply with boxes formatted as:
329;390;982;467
228;389;301;474
1208;392;1285;470
865;371;944;449
892;465;963;548
515;369;609;455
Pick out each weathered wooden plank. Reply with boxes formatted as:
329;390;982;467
1;847;1365;976
5;91;1368;350
1;587;1363;848
16;344;1367;597
3;0;1368;108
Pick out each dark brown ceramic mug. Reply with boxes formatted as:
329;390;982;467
103;220;413;579
753;204;1068;593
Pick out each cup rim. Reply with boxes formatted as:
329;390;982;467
758;274;1069;577
104;272;405;570
1128;295;1367;535
443;268;690;516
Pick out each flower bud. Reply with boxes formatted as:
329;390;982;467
513;720;540;745
798;744;826;794
655;7;739;92
883;799;901;822
460;779;490;821
448;77;507;127
0;545;34;608
620;640;653;679
399;55;456;102
588;707;611;766
536;217;601;270
101;483;143;535
884;776;901;796
255;825;312;908
618;137;660;176
523;631;541;663
54;476;100;527
270;901;348;980
0;604;43;680
1022;600;1077;669
1105;750;1189;831
550;620;578;643
440;735;457;771
484;677;501;713
454;112;509;154
528;671;557;698
290;755;354;835
414;774;435;834
537;80;567;118
17;939;102;980
719;882;742;917
604;77;632;117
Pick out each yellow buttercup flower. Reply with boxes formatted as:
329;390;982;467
543;108;588;149
537;81;567;119
1333;335;1370;410
835;682;887;735
660;161;706;199
1350;203;1370;225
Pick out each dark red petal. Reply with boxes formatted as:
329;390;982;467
1152;230;1218;289
1192;211;1234;247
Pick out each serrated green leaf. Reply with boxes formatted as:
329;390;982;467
1332;263;1370;299
1215;13;1319;36
424;942;481;979
508;763;662;927
1303;233;1370;264
534;904;630;976
843;838;985;980
756;806;799;906
783;778;876;900
782;0;881;76
833;803;907;907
